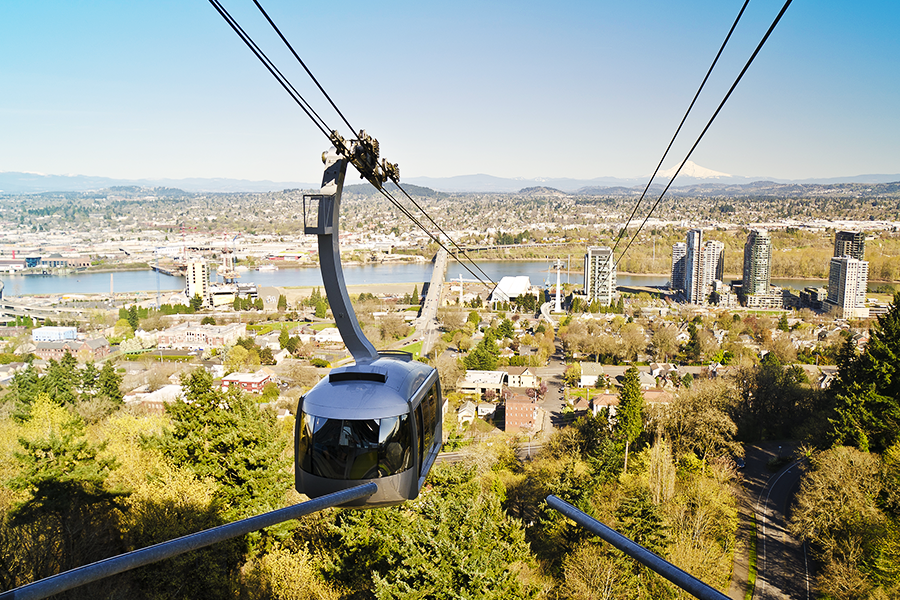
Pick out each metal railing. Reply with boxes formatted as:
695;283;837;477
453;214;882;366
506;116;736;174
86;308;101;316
0;483;377;600
547;495;730;600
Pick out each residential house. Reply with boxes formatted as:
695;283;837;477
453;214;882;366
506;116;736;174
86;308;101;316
457;401;477;427
477;403;497;418
504;366;539;388
221;371;272;394
314;327;344;345
579;363;605;388
125;384;183;413
457;370;507;398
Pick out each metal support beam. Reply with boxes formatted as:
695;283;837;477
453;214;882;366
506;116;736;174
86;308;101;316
1;483;377;600
306;148;378;363
546;495;730;600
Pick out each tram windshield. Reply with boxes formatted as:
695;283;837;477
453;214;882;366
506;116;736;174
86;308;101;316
298;412;413;480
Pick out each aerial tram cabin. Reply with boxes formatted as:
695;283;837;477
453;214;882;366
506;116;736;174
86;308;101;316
294;145;442;507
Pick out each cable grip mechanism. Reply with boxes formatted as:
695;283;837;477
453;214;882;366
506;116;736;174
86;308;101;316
328;130;399;190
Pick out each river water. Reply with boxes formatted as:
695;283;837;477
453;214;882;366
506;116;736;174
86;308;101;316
0;259;830;297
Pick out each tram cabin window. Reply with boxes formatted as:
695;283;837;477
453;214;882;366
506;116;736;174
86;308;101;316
297;412;412;480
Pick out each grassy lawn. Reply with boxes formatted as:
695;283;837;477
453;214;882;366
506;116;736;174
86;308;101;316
246;321;308;335
400;340;423;357
745;513;758;600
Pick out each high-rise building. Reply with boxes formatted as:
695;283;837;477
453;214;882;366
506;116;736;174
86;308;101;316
584;246;615;307
186;259;210;306
742;229;772;296
834;231;866;261
684;229;704;304
702;240;725;286
671;242;686;292
683;229;725;305
826;256;869;319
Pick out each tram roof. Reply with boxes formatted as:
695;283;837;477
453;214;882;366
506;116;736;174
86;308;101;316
302;355;436;420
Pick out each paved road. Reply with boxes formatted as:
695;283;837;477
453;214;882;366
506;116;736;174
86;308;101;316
535;342;566;429
733;442;813;600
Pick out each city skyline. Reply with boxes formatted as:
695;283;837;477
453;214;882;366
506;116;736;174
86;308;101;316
2;1;899;185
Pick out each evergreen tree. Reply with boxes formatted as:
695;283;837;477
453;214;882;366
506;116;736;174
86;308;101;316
126;305;140;331
161;369;290;518
827;291;900;452
314;299;327;319
464;336;499;371
279;326;290;350
412;284;419;303
97;361;124;404
233;296;241;311
498;318;515;339
777;312;790;332
683;322;702;363
277;294;287;311
7;399;128;584
190;293;204;312
616;366;644;473
616;488;670;555
80;362;100;399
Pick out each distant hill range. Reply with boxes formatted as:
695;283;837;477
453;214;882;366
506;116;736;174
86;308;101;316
1;161;898;195
0;172;318;194
406;162;900;193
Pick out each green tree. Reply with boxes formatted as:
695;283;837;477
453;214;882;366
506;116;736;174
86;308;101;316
161;369;290;519
616;366;644;474
826;292;900;453
328;463;539;600
190;293;204;312
259;347;275;365
682;322;701;363
97;360;124;404
5;398;128;588
200;315;217;326
463;335;499;371
314;299;328;319
278;326;290;350
126;304;140;331
233;295;241;311
777;312;790;332
616;487;670;555
277;294;287;311
498;318;515;339
80;361;100;398
562;363;582;387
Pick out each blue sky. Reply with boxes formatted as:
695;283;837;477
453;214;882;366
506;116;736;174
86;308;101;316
1;1;898;183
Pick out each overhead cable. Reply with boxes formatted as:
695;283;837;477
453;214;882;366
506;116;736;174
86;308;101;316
209;0;332;139
610;0;751;259
211;1;497;290
377;187;496;287
250;0;358;137
612;0;794;277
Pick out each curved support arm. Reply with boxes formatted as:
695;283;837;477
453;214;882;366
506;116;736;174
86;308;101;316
306;148;378;363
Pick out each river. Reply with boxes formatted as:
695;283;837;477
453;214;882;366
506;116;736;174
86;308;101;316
0;259;833;297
